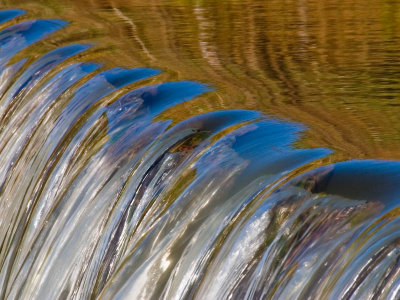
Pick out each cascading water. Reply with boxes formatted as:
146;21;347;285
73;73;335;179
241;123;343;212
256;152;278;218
0;8;399;300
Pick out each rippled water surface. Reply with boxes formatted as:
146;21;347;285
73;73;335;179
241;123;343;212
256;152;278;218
0;1;399;299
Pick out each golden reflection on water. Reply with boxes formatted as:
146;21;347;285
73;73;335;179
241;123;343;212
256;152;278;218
2;0;400;160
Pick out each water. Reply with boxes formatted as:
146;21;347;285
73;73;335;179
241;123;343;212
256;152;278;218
0;3;399;300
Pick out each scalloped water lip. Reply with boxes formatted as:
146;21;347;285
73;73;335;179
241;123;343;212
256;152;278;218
0;9;25;25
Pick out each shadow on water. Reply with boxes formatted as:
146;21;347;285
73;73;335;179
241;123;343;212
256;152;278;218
0;8;399;300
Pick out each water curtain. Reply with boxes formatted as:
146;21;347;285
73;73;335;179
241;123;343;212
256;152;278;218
0;9;399;300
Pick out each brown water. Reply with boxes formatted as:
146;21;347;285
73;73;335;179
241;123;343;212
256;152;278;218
3;0;400;161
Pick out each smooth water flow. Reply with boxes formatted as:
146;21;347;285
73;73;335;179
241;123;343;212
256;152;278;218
0;8;399;300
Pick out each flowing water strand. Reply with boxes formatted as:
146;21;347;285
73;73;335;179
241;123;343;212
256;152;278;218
0;9;399;300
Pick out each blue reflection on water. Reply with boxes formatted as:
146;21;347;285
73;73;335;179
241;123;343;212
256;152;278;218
0;9;25;25
0;19;67;67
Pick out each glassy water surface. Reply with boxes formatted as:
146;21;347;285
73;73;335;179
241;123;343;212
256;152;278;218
0;1;399;299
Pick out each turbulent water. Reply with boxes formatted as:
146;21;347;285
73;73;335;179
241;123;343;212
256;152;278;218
0;8;400;300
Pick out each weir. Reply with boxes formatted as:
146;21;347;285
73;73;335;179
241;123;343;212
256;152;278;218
0;9;399;300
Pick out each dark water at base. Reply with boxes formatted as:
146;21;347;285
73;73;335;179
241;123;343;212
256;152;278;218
0;7;399;300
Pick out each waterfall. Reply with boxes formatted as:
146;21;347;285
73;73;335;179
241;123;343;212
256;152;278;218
0;9;399;300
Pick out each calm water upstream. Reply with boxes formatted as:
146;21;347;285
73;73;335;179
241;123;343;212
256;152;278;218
0;1;399;299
